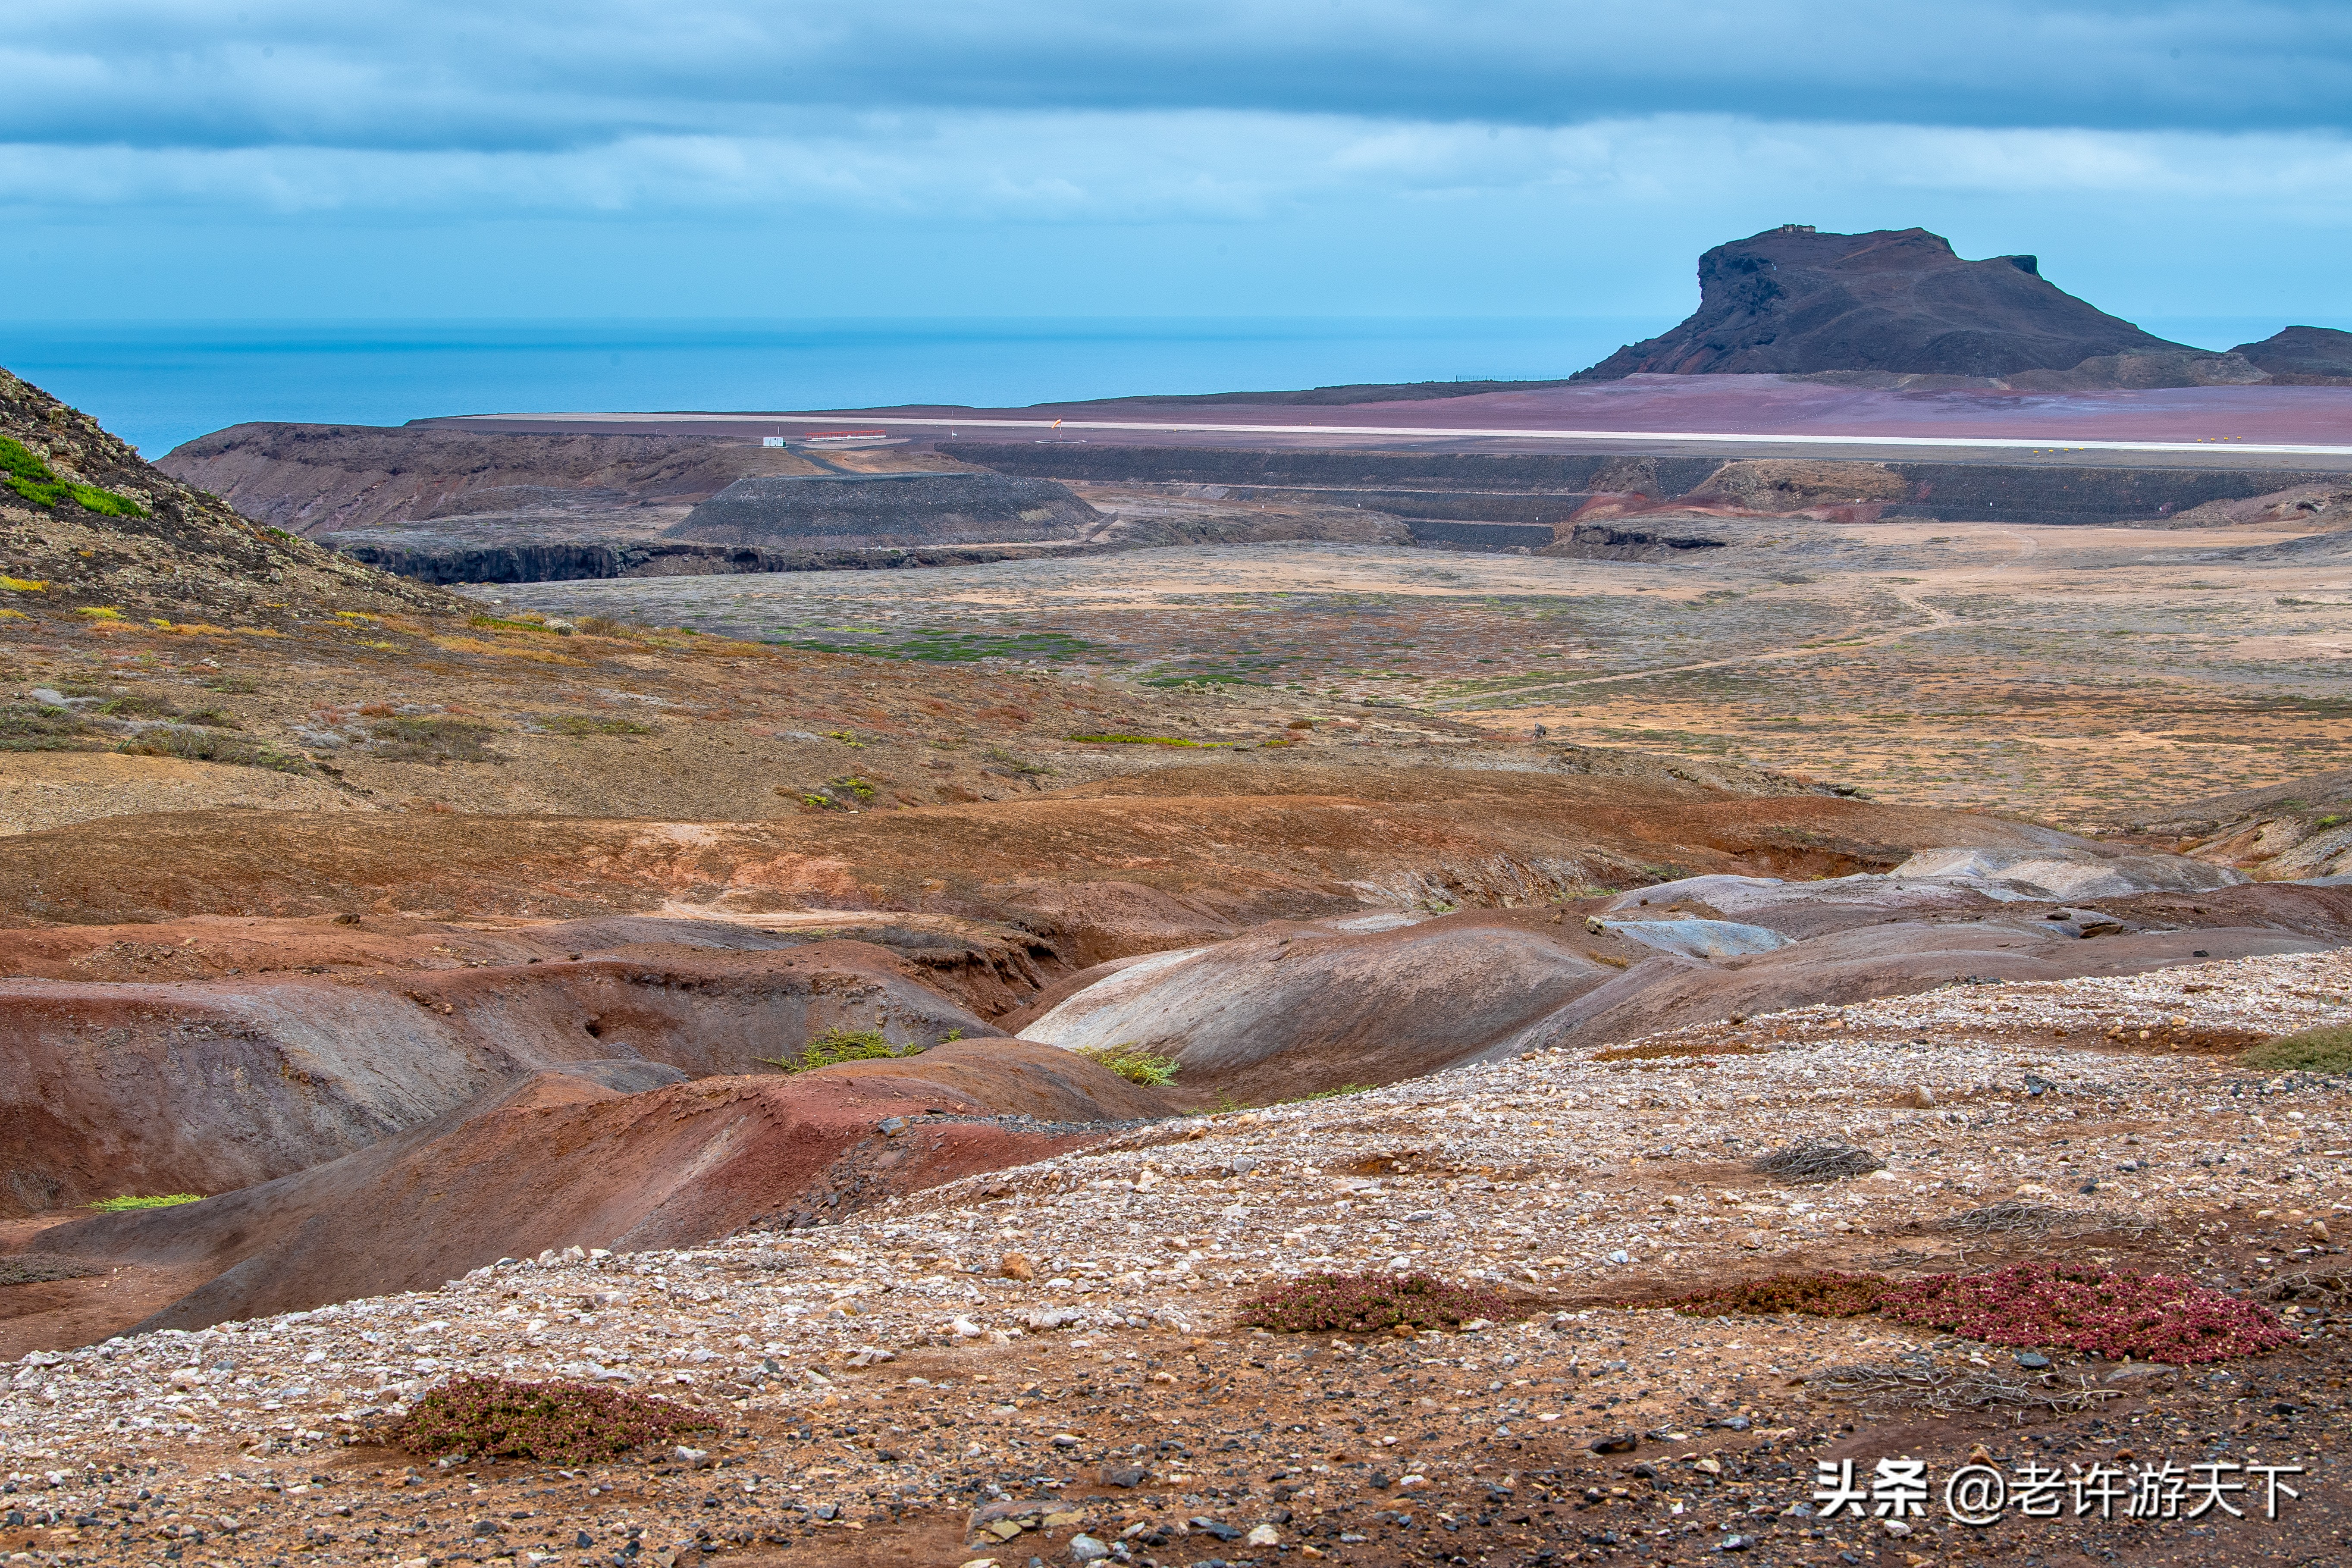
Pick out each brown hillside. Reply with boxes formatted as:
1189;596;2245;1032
0;367;460;620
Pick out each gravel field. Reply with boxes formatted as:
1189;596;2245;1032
8;952;2352;1568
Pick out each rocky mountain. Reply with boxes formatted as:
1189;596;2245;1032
2231;324;2352;383
0;369;455;619
1574;226;2205;383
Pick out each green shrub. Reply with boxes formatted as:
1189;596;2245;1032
0;702;95;751
386;1376;710;1465
2244;1024;2352;1076
116;728;307;773
1075;1043;1181;1086
87;1192;203;1211
370;715;499;763
0;435;146;517
758;1026;923;1074
1238;1272;1519;1335
94;693;178;718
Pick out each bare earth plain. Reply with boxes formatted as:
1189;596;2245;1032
10;388;2352;1568
480;517;2352;832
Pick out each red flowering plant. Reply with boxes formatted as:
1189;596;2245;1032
1878;1262;2298;1364
386;1376;713;1465
1662;1261;2296;1365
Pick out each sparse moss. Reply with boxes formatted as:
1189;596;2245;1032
87;1192;203;1211
1067;733;1206;746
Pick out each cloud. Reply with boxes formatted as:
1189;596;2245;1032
6;112;2349;232
6;0;2352;159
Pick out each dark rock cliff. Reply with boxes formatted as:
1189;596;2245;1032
1575;226;2194;382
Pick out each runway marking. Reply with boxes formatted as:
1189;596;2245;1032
448;411;2352;458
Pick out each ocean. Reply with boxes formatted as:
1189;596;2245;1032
0;317;1681;458
2;314;2327;459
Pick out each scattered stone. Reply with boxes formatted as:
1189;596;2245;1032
1069;1535;1110;1563
1001;1252;1036;1281
1591;1433;1640;1454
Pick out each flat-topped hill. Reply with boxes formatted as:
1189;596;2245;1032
1575;225;2207;383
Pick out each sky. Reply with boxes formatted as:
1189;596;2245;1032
6;1;2352;325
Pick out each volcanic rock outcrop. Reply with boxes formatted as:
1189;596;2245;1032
1574;226;2200;383
155;425;813;534
2230;325;2352;383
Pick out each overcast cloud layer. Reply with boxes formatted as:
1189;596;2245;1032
5;1;2351;322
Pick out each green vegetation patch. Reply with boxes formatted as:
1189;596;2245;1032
370;715;500;763
0;702;97;751
757;1025;925;1074
1067;733;1208;747
779;628;1105;664
1074;1043;1181;1086
387;1376;711;1465
93;695;241;728
0;436;147;517
2244;1023;2352;1076
117;728;309;773
87;1192;203;1211
1238;1272;1521;1335
539;713;655;738
797;775;879;810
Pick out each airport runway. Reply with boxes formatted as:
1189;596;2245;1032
423;374;2352;471
430;407;2352;469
